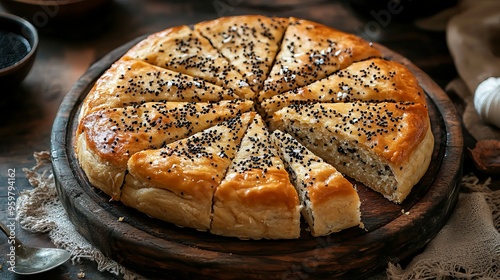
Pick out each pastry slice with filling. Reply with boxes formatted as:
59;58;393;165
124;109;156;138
195;15;288;93
121;112;255;230
261;58;427;118
271;129;362;237
124;25;254;99
76;99;253;200
259;17;381;101
272;102;434;204
210;114;301;239
80;57;239;120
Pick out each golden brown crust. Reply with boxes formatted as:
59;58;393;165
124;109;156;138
215;169;299;211
211;115;301;239
195;15;288;93
271;129;361;236
80;57;238;119
122;112;255;230
76;100;253;199
78;100;253;167
272;102;429;166
75;133;125;200
259;17;382;101
306;168;357;205
272;102;433;203
124;25;255;99
389;124;433;203
261;58;427;118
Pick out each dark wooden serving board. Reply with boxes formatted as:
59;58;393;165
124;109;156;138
50;35;463;279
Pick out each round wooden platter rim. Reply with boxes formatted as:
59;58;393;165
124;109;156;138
50;35;463;279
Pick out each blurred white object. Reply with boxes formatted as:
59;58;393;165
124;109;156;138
474;77;500;129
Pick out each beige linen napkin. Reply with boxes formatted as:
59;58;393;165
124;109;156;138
18;151;146;280
386;177;500;279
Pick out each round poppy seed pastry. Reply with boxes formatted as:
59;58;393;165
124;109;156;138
75;15;433;239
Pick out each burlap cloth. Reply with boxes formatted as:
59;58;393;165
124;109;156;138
19;152;145;280
16;1;500;278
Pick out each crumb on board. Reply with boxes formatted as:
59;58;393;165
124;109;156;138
78;270;85;278
400;209;410;215
118;217;125;222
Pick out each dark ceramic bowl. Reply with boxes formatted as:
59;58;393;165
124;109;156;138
0;12;38;87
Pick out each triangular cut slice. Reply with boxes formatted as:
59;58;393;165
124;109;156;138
124;25;254;99
259;17;381;101
195;15;288;93
121;112;255;230
272;102;434;204
211;114;301;239
80;57;239;119
76;99;253;200
261;58;427;118
271;129;362;237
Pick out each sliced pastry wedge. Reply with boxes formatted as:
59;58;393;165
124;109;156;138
195;15;288;93
271;129;362;236
121;112;255;230
124;25;254;99
80;57;239;120
76;99;253;200
272;102;434;204
261;58;427;118
211;115;301;239
259;17;381;101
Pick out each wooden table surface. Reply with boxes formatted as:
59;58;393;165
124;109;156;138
0;0;495;279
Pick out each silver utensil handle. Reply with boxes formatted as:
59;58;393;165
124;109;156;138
0;220;23;247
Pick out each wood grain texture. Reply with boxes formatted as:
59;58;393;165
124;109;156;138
51;37;463;279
